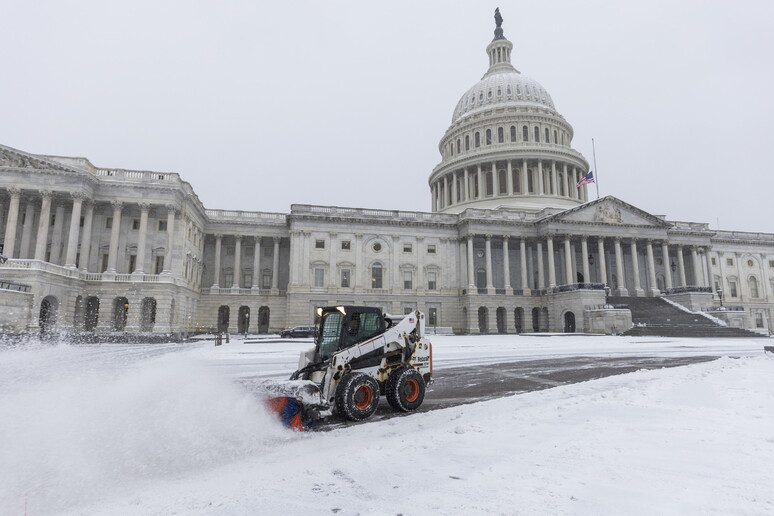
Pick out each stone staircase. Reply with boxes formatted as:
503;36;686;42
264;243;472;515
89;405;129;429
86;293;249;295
607;296;766;338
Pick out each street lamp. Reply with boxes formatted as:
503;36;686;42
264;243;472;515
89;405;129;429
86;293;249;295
670;260;677;272
588;253;594;266
717;288;725;310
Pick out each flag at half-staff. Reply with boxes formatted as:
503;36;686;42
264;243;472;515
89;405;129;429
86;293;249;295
576;171;595;188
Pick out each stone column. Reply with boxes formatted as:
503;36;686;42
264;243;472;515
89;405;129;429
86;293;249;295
466;235;475;289
328;232;337;288
563;236;573;285
162;205;177;274
463;168;470;201
64;193;84;268
20;198;36;259
78;201;94;271
519;238;529;294
212;234;222;288
536;240;545;289
251;236;261;289
104;201;123;274
614;237;627;296
231;235;242;288
506;161;513;195
690;246;701;286
661;242;673;290
521;160;528;194
703;248;713;288
49;202;65;264
416;236;424;291
546;235;556;289
271;237;280;291
597;237;607;287
34;190;53;261
134;202;151;273
451;174;458;205
677;245;687;287
485;235;494;291
551;161;558;196
646;239;658;296
443;175;449;208
431;184;437;212
630;239;643;296
502;236;512;293
491;163;498;196
581;237;590;283
2;187;21;258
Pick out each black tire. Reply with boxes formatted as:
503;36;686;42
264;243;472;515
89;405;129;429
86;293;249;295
386;366;426;412
334;372;380;421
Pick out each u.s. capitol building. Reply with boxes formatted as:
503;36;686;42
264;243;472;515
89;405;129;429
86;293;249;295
1;14;772;337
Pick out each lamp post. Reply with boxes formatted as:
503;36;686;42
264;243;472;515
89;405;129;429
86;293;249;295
670;260;676;272
717;288;725;310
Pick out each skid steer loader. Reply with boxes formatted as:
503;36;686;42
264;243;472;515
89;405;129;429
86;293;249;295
262;306;433;430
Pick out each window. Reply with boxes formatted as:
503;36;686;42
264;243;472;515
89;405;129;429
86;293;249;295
372;242;382;252
131;219;140;230
427;244;436;254
506;85;512;95
522;126;529;141
726;258;734;266
456;139;461;153
486;172;494;196
403;243;413;253
101;253;109;272
105;217;113;229
341;269;351;288
243;272;252;287
403;271;413;290
262;270;272;288
498;169;507;194
465;135;470;151
475;132;480;148
158;220;167;231
428;307;438;326
155;256;164;274
510;126;517;141
534;126;540;142
711;257;717;266
226;246;235;256
128;255;136;273
486;129;492;145
404;307;414;315
755;313;764;328
545;128;550;142
314;268;325;288
264;247;272;257
769;260;774;268
749;276;759;298
428;271;437;290
371;263;383;289
554;130;558;144
80;216;85;227
315;239;325;249
341;240;351;250
497;127;504;143
224;271;233;286
729;280;738;297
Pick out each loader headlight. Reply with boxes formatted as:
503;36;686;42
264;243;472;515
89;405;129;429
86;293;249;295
336;306;347;315
316;307;323;317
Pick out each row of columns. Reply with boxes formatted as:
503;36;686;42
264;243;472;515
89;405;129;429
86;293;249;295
462;234;711;295
210;235;280;290
432;159;588;211
2;188;179;275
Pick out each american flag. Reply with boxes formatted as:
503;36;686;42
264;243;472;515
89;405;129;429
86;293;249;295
576;171;595;188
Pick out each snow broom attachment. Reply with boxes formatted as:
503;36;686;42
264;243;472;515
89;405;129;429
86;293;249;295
256;379;329;431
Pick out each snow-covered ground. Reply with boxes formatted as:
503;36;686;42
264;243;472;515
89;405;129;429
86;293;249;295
1;335;772;515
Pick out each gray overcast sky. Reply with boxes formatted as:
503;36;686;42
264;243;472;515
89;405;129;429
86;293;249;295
2;1;773;233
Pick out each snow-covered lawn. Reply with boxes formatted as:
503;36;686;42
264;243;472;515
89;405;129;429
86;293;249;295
1;335;772;515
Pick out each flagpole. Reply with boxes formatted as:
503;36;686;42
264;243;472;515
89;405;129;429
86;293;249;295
592;138;600;199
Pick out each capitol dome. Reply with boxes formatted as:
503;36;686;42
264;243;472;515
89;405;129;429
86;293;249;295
429;10;590;214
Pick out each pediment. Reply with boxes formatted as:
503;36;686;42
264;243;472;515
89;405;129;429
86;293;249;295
543;196;672;228
0;144;87;175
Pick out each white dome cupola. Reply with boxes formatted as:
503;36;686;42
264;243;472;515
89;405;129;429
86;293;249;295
429;9;590;214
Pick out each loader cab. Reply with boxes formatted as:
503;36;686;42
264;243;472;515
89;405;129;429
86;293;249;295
315;306;387;361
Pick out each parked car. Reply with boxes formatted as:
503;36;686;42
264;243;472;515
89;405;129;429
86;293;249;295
279;325;317;338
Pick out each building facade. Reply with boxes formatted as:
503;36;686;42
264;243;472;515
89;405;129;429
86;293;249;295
1;15;772;337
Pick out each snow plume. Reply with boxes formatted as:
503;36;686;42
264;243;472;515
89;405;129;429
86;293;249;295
0;343;290;514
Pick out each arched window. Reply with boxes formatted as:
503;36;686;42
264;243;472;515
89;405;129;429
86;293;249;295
497;127;504;143
553;130;558;144
486;172;494;196
498;169;507;194
485;129;492;145
749;276;760;298
510;126;517;141
534;127;540;142
456;138;461;153
475;132;481;147
527;168;534;193
472;173;479;198
449;143;453;156
522;126;529;141
512;168;521;193
371;262;383;289
545;128;550;142
465;135;470;151
506;85;512;95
